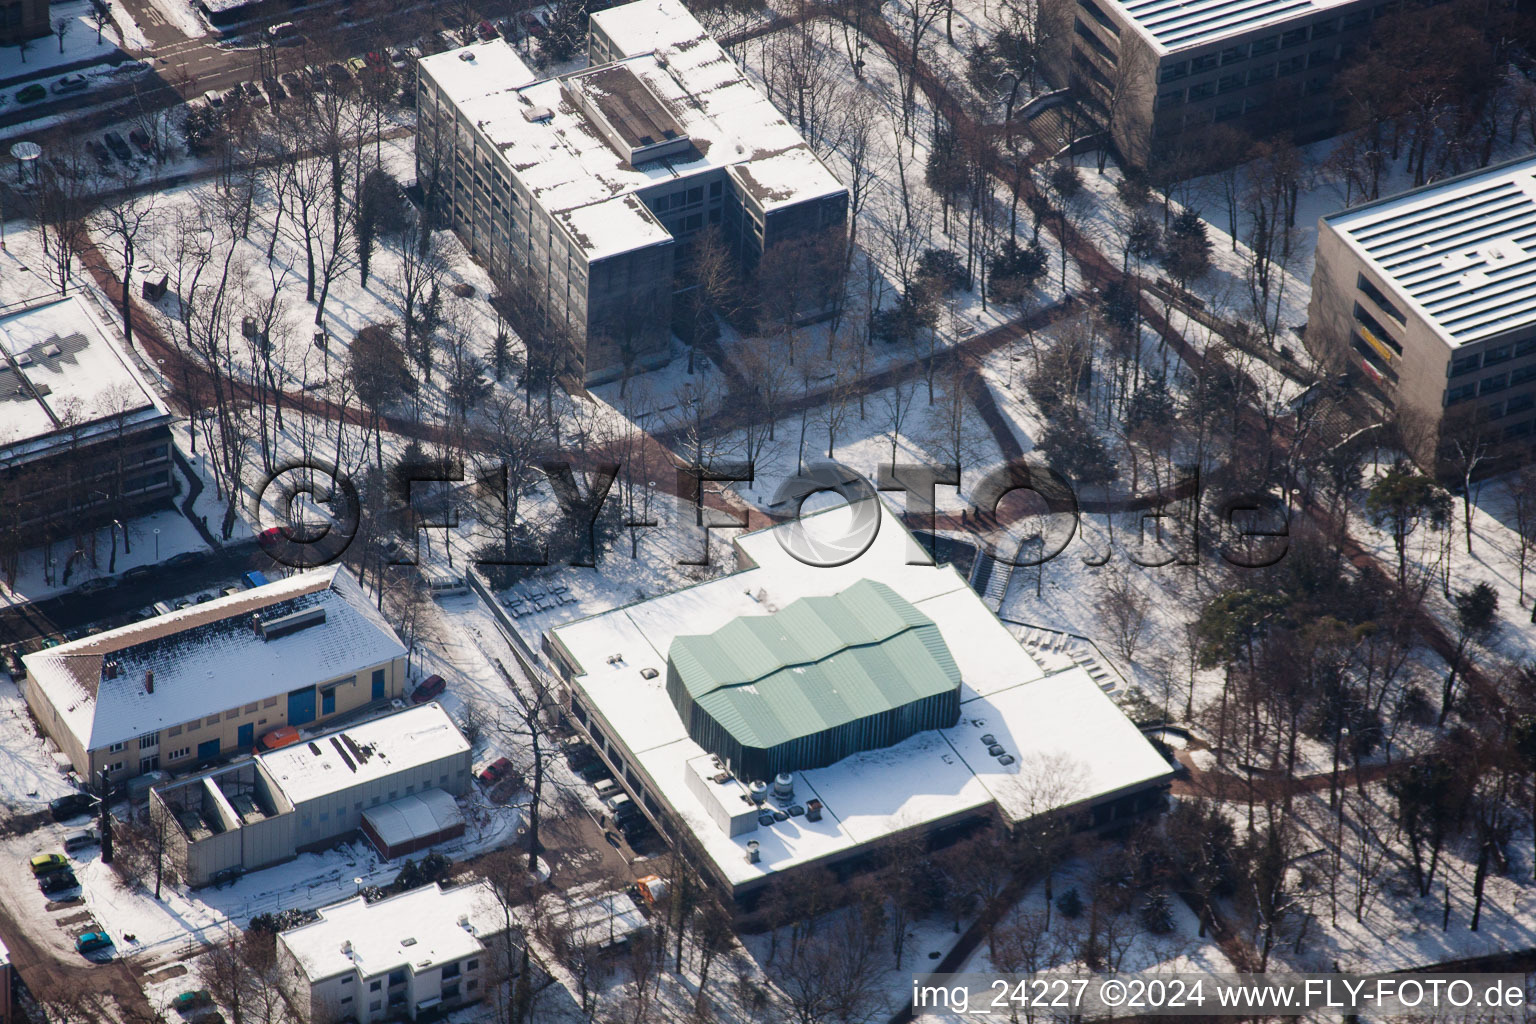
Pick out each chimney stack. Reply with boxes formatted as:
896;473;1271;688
144;670;154;694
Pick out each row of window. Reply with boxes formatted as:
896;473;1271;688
1158;48;1336;104
1449;337;1536;377
1157;7;1375;83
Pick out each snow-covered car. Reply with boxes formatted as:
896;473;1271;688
52;74;89;93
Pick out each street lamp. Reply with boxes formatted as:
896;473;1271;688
154;528;160;560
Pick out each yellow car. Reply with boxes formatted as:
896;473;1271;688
30;853;67;876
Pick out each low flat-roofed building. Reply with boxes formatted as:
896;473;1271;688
22;566;407;783
152;702;473;886
0;935;12;1024
277;880;509;1023
361;788;468;860
415;0;848;385
543;503;1174;901
1307;154;1536;467
0;294;175;549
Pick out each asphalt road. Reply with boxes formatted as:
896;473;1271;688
0;539;265;652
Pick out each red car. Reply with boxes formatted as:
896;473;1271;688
257;526;285;551
520;12;545;37
478;757;513;785
477;19;497;40
410;674;446;704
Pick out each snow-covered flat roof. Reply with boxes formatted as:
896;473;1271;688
23;567;405;751
260;704;469;804
1325;155;1536;348
1103;0;1360;53
0;294;171;466
417;39;536;106
547;503;1173;889
279;880;504;982
422;0;845;261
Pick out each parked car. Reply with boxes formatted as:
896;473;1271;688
324;62;353;88
593;778;619;800
519;12;546;37
85;139;112;167
40;868;80;896
30;853;68;875
279;71;305;95
74;932;111;954
257;526;285;551
347;55;368;75
103;132;133;162
432;29;461;51
166;552;200;569
477;19;497;40
202;89;223;108
63;828;100;854
262;77;287;104
16;83;47;103
577;759;612;783
604;793;632;814
52;73;89;93
77;578;113;595
410;674;446;704
49;793;95;821
257;726;300;751
194;593;215;604
123;565;153;582
128;128;153;154
172;598;190;610
172;991;212;1012
267;20;299;37
241;81;267;107
477;757;513;785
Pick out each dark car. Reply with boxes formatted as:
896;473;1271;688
576;758;612;784
77;578;113;595
263;77;287;103
85;139;112;167
128;128;153;154
280;71;305;95
324;62;352;89
16;83;46;103
166;552;200;569
410;674;446;704
40;868;80;896
49;793;95;822
122;565;153;583
103;132;132;162
520;11;546;37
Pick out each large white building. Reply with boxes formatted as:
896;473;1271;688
415;0;848;384
22;566;407;783
542;503;1174;900
1308;154;1536;467
151;702;473;887
277;881;509;1023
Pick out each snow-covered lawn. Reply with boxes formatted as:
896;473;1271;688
0;0;130;79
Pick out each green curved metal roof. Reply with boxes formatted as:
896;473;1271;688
667;580;961;749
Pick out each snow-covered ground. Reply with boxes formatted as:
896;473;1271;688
0;0;130;80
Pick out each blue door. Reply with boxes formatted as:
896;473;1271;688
197;738;220;761
237;723;254;749
372;669;386;701
288;686;316;726
321;687;336;716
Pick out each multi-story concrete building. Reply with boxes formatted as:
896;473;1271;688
277;881;510;1023
414;0;848;385
151;703;471;886
1068;0;1382;167
1307;155;1536;468
22;566;407;783
0;294;175;553
0;0;50;46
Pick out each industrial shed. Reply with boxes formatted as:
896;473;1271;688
361;789;466;859
665;580;962;782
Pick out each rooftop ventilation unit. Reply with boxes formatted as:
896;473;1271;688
745;839;759;864
256;606;326;641
458;50;475;61
522;105;554;122
402;937;417;947
41;344;59;358
14;352;31;367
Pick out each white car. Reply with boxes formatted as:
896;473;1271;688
52;74;88;94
